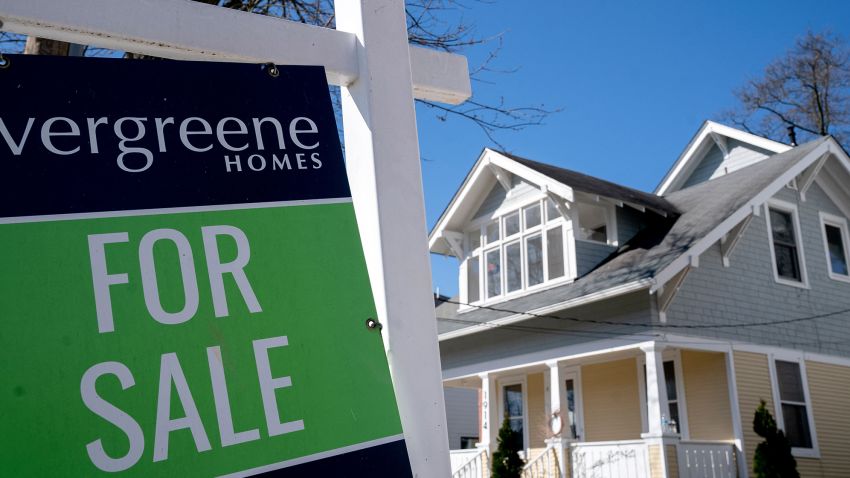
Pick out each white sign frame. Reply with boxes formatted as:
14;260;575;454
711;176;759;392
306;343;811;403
0;1;472;475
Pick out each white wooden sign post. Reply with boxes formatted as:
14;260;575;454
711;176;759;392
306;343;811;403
0;1;471;476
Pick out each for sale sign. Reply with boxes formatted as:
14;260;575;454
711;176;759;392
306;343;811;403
0;55;411;477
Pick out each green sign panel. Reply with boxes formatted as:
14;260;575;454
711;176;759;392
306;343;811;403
0;55;411;477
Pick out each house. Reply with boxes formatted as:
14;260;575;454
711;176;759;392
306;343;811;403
430;121;850;478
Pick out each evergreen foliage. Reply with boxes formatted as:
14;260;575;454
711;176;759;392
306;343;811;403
753;400;800;478
491;415;524;478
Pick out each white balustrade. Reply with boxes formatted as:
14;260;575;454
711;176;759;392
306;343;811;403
451;448;488;478
570;440;649;478
521;447;558;478
677;441;736;478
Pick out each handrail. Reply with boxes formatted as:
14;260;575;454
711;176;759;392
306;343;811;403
521;446;558;478
451;448;488;478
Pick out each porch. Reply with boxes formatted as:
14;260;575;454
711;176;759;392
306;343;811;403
446;341;744;478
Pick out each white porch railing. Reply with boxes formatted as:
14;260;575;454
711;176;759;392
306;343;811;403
451;448;487;478
677;441;737;478
521;446;559;478
570;440;649;478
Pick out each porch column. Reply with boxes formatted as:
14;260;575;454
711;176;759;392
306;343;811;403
640;343;677;478
545;361;567;478
478;372;498;457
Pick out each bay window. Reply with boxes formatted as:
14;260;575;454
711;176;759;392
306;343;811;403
464;198;569;304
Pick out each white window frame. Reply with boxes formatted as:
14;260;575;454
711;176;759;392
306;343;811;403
497;375;529;451
765;200;809;289
767;353;820;458
573;199;619;247
459;196;572;309
818;211;850;283
559;366;585;442
637;350;689;439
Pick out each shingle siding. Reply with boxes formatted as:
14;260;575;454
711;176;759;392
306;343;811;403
667;182;850;356
575;240;617;276
681;139;774;189
616;205;646;245
473;176;539;221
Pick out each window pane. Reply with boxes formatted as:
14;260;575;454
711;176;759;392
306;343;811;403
504;212;520;237
776;360;805;403
770;209;796;245
506;242;522;293
565;379;577;439
547;227;565;279
469;231;481;251
669;402;680;432
486;249;501;297
546;199;560;221
524;204;541;229
825;224;849;275
782;403;813;448
504;384;523;418
664;361;677;401
504;384;524;445
486;221;500;244
507;418;524;437
526;235;544;287
774;243;801;281
467;256;480;303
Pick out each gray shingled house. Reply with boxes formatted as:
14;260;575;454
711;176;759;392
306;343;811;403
431;122;850;478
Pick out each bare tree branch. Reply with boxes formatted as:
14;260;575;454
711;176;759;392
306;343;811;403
1;0;558;147
723;30;850;145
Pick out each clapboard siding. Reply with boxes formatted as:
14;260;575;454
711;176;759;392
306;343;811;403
681;350;734;441
527;372;548;448
801;360;850;477
581;358;643;442
733;351;775;474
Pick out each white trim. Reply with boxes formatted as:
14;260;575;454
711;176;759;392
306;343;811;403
497;375;530;451
818;211;850;282
0;197;353;225
457;196;574;310
215;434;405;477
670;349;690;439
429;149;576;256
765;199;810;289
767;355;820;458
656;121;790;196
439;279;652;341
651;140;838;294
637;351;689;439
0;0;471;104
561;366;585;441
724;347;749;478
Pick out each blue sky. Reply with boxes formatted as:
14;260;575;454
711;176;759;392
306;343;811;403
417;0;850;297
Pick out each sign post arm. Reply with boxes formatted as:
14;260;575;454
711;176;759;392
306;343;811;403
336;0;452;475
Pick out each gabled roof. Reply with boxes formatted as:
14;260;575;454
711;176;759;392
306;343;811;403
500;152;679;216
655;121;791;195
437;135;850;340
428;148;678;256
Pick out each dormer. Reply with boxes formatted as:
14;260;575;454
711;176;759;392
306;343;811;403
656;121;791;195
429;149;678;310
